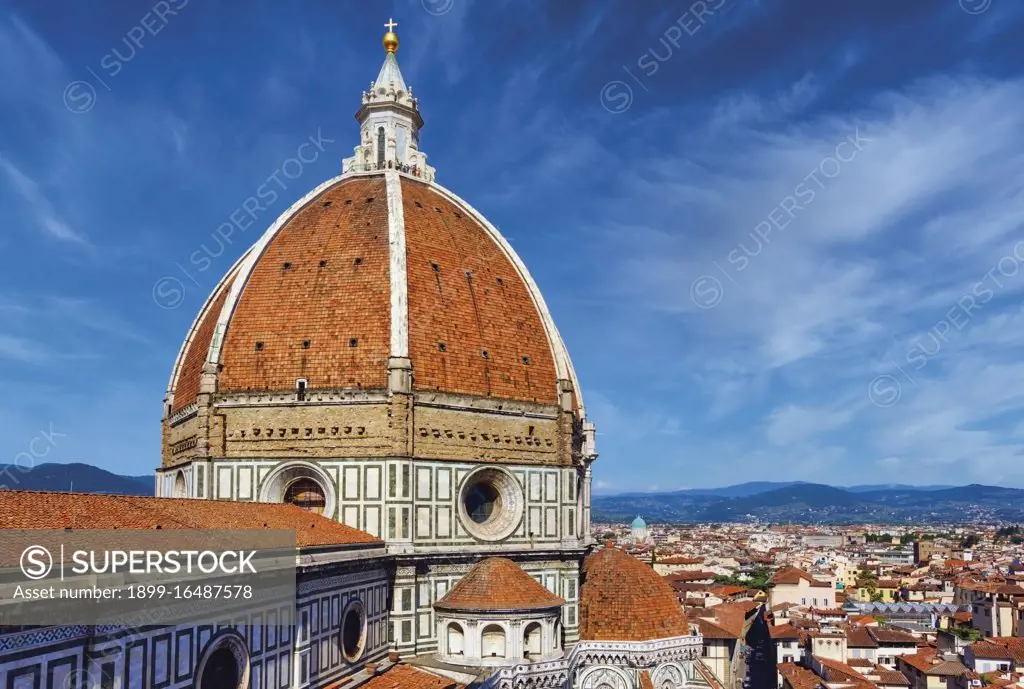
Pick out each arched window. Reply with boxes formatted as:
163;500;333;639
447;623;464;656
284;478;326;515
523;622;542;658
200;647;239;689
377;127;386;167
481;624;506;659
196;633;249;689
173;471;187;498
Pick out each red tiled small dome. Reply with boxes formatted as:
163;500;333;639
435;557;564;612
579;546;689;641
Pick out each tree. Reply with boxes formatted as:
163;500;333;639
870;591;884;603
950;626;981;642
960;534;981;549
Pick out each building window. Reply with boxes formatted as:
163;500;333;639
458;467;524;542
284;478;326;515
447;623;465;656
197;633;249;689
481;625;507;659
523;622;542;658
341;599;366;663
377;127;385;166
465;482;500;523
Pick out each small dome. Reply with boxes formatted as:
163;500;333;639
631;515;647;529
579;546;689;641
435;557;564;612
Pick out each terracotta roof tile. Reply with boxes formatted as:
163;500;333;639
698;618;738;639
219;176;392;392
815;657;867;683
402;179;558;404
770;566;831;588
579;546;689;642
972;641;1015;660
869;628;918;645
172;272;235;413
778;662;823;689
873;664;911;686
0;490;380;548
847;627;880;648
358;664;464;689
986;637;1024;664
769;624;801;640
434;557;563;612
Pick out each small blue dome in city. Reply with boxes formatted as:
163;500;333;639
631;515;646;529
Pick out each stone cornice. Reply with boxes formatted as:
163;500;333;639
481;635;704;689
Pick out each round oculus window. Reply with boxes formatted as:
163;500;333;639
457;467;523;542
341;599;367;663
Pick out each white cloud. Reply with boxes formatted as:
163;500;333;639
0;153;89;245
765;404;853;446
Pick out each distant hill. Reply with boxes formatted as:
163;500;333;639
0;463;153;495
845;483;955;492
682;481;806;498
594;481;1024;524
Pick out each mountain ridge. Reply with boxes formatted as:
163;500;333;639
594;481;1024;524
0;462;152;495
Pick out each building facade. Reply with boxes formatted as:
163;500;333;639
0;21;712;689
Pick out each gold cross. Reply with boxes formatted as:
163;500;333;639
385;18;398;32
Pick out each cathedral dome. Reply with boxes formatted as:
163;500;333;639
167;173;581;414
579;545;689;641
434;557;564;613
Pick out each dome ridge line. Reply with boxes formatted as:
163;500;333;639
423;179;586;418
205;174;351;369
165;255;249;407
384;170;409;359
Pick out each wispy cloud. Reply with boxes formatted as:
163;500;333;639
0;153;89;246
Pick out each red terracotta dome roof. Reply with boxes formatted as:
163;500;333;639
167;173;581;416
434;557;564;612
579;546;690;641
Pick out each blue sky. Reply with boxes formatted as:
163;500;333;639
2;0;1024;492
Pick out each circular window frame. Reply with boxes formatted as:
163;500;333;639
258;461;337;519
195;631;250;689
457;467;524;542
282;476;328;515
340;598;367;664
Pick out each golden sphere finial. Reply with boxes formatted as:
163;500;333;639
383;18;399;53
